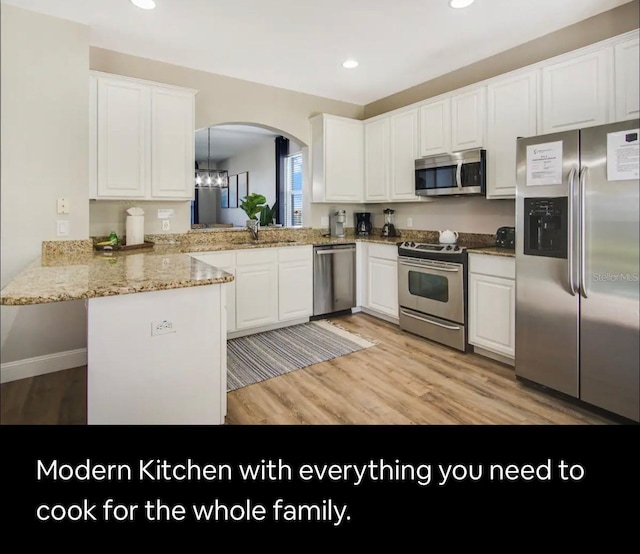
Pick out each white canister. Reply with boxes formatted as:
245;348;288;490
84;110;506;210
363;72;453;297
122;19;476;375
125;207;145;246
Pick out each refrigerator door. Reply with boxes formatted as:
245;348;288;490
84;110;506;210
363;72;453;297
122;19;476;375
515;130;580;396
579;120;640;422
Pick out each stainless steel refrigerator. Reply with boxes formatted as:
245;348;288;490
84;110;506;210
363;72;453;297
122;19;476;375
515;120;639;422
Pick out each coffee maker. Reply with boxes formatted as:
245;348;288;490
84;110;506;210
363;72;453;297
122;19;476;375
330;210;347;238
355;212;372;236
381;208;399;238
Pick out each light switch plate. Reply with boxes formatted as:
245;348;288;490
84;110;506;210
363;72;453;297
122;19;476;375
56;220;70;237
158;209;175;219
407;218;413;228
321;216;329;227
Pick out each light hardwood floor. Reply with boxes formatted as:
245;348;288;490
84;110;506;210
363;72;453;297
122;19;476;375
0;313;616;425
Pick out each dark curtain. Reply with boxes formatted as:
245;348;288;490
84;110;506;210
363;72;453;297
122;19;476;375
274;136;289;225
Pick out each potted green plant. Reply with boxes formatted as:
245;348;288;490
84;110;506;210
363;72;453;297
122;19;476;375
240;193;267;238
259;201;278;227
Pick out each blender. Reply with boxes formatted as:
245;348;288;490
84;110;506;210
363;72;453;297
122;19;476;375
381;208;399;237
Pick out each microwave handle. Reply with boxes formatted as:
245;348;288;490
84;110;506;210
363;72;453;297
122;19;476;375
456;161;463;189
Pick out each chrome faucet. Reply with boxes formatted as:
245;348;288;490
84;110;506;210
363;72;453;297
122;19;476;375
246;219;259;241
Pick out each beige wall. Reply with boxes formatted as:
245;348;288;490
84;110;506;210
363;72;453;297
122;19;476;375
89;47;364;234
365;0;640;118
1;5;90;364
367;199;515;234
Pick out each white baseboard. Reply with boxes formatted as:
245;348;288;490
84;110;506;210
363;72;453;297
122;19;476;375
0;348;87;384
361;307;399;326
227;318;310;340
472;346;515;367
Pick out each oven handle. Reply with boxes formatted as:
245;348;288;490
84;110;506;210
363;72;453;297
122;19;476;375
399;258;460;273
400;310;461;331
456;160;463;189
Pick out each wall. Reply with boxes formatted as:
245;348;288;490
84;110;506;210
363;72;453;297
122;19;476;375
1;5;90;365
367;199;515;234
365;0;640;118
217;139;276;227
89;47;363;234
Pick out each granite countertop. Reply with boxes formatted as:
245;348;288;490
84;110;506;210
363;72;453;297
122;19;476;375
0;250;234;306
467;247;516;258
1;232;495;306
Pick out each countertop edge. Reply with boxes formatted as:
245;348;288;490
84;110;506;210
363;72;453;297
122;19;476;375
467;248;516;258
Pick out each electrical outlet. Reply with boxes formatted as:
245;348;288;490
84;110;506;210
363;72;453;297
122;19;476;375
151;320;175;336
407;218;413;228
320;216;329;227
56;220;70;237
162;220;170;231
57;197;70;214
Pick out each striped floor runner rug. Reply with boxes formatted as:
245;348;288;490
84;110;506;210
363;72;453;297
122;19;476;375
227;320;377;392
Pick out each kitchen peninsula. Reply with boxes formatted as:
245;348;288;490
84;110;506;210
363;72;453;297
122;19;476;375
1;241;233;425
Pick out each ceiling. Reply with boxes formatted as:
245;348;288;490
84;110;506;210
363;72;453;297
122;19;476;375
195;124;277;164
1;0;631;104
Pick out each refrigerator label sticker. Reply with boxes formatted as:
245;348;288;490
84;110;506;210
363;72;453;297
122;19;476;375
607;129;639;181
526;141;563;186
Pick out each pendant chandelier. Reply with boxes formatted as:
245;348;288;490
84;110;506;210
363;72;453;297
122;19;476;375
195;127;228;188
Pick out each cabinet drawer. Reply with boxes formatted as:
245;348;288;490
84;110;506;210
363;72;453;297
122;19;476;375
367;243;397;261
191;251;235;268
278;245;312;263
236;248;278;266
469;253;515;279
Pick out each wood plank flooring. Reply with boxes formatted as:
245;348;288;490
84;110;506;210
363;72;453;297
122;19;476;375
0;313;616;425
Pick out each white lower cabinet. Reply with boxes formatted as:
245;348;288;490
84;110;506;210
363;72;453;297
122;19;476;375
235;249;278;330
278;246;313;321
190;251;236;332
362;243;399;319
468;254;515;360
192;245;312;335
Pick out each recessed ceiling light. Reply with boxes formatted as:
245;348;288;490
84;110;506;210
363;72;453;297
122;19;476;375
131;0;156;10
449;0;475;8
342;60;359;69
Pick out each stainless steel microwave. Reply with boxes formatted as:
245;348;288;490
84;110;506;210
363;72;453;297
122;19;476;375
415;148;486;197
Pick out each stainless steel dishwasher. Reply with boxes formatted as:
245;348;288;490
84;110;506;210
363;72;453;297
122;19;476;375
313;244;356;316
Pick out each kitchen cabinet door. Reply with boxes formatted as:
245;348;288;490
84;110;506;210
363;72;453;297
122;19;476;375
486;71;537;199
541;48;612;133
235;262;278;330
390;109;419;201
364;118;390;201
615;37;640;121
468;272;515;358
150;87;195;199
97;77;150;198
451;87;485;151
311;114;364;203
419;99;451;157
190;251;237;332
278;247;313;321
367;256;398;318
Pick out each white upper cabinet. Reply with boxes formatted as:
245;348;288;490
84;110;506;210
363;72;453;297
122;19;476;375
486;71;537;199
311;114;364;203
91;71;196;201
541;48;612;133
390;108;419;200
615;36;640;121
364;118;390;201
419;98;451;157
96;76;150;198
150;87;195;199
451;87;486;151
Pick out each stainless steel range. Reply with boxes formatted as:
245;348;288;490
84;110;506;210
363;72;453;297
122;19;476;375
397;241;470;352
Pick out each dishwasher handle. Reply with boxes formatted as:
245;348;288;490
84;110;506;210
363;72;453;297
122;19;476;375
315;247;356;255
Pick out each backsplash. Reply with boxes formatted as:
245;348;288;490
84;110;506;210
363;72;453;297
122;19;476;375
89;200;192;236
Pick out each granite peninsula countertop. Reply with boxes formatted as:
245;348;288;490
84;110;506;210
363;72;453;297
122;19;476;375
1;231;500;306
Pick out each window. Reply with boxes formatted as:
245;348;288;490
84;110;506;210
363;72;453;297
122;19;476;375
284;152;303;227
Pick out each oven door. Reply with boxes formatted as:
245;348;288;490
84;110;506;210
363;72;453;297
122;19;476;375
398;256;464;323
